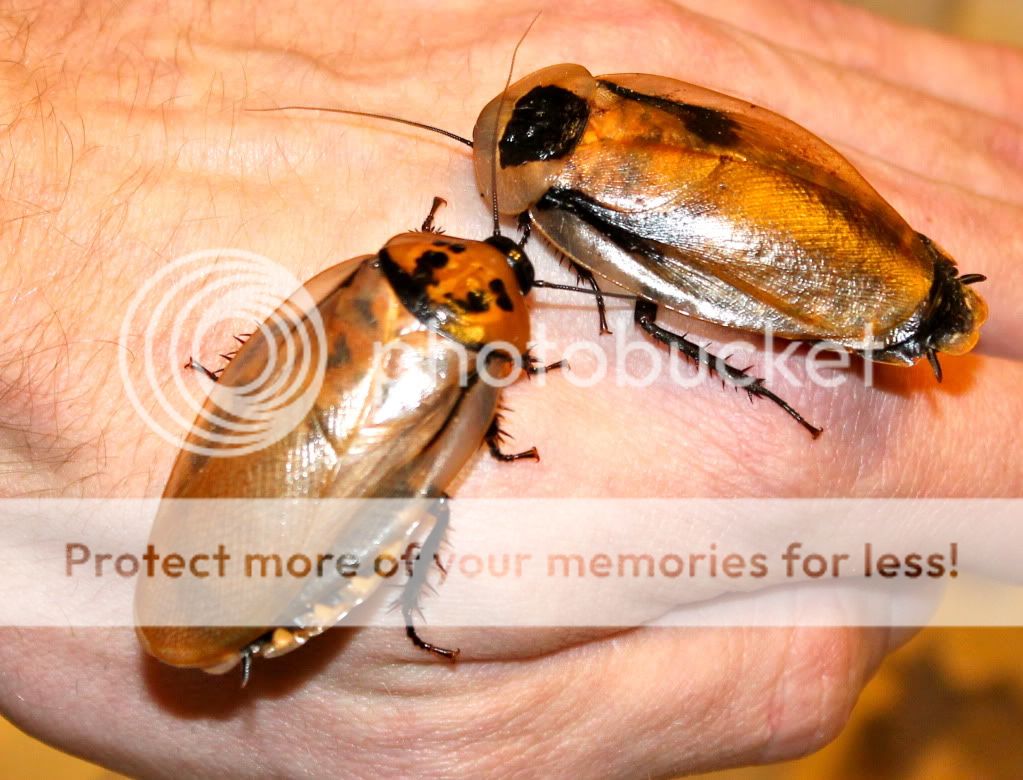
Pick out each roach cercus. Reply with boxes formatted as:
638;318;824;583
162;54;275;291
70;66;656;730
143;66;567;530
135;198;584;680
260;64;989;437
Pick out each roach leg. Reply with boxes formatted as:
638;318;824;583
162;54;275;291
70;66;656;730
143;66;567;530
517;211;532;249
568;261;611;335
184;357;222;383
420;196;447;233
485;417;540;462
516;210;610;334
927;349;944;383
239;645;254;688
524;350;567;376
486;353;561;462
634;300;822;438
401;497;459;660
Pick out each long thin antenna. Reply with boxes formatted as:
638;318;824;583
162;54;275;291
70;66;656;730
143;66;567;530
491;11;542;237
533;279;636;300
245;106;473;148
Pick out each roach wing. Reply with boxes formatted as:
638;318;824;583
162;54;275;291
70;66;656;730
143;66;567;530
138;259;499;669
534;74;938;346
163;259;475;500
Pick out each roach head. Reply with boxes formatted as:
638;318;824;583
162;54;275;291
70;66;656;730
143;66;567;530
485;234;534;294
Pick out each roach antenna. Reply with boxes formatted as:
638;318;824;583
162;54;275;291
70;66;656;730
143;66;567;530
491;11;542;237
245;106;473;148
532;279;636;301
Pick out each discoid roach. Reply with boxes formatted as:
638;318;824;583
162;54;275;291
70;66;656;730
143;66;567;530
260;62;990;438
134;197;587;680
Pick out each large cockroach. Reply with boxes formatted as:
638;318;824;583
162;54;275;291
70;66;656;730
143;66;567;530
260;63;989;437
135;198;589;680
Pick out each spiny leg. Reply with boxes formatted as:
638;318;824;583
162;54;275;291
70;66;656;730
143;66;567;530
517;211;610;335
926;348;943;383
239;643;255;688
401;497;459;660
568;260;611;335
634;300;822;438
486;354;565;461
486;416;539;462
185;328;254;382
517;211;532;249
523;348;567;377
420;196;447;233
184;357;222;383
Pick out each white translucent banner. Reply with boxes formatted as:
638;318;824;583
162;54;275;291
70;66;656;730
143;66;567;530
0;499;1020;629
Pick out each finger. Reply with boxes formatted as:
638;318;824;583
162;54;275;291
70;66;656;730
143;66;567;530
595;9;1023;204
671;0;1023;124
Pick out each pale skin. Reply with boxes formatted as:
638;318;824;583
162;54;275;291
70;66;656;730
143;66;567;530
1;0;1022;777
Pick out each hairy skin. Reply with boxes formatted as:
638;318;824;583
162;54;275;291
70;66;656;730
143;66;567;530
0;1;1021;777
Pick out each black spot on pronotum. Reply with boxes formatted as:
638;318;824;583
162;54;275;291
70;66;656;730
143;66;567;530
484;234;534;294
598;80;741;147
431;240;465;253
380;247;449;332
380;247;493;350
499;85;590;167
401;250;450;288
429;240;466;254
462;289;490;313
678;104;742;147
444;288;492;314
417;250;449;272
489;278;514;312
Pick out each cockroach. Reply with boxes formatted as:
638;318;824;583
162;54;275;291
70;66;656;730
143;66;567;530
134;196;611;681
260;64;989;438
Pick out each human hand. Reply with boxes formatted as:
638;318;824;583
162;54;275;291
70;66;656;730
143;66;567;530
1;0;1019;776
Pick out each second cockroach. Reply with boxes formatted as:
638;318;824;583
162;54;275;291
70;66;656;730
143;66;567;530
262;62;990;437
135;198;569;680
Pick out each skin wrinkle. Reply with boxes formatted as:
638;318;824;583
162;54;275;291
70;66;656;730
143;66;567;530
680;0;1023;122
712;0;1023;127
668;9;1023;201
